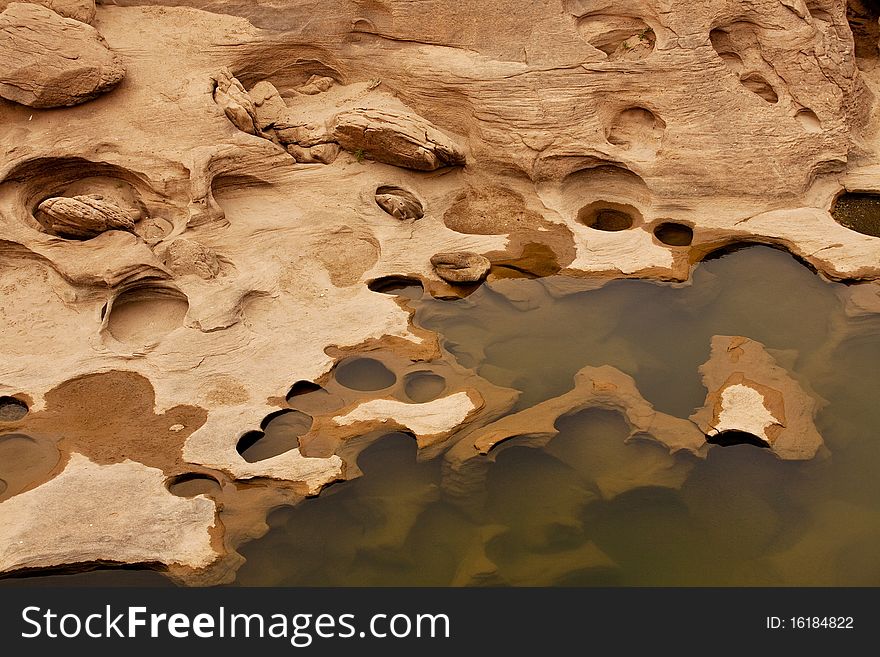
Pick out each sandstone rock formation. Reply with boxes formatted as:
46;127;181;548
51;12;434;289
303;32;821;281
0;0;879;586
430;251;492;284
0;0;94;24
0;2;123;107
690;336;827;460
37;194;136;239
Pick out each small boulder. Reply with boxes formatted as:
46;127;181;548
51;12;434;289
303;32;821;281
296;75;334;95
37;195;136;239
331;108;466;171
211;68;258;135
248;80;287;130
0;3;124;108
163;239;221;279
430;251;491;284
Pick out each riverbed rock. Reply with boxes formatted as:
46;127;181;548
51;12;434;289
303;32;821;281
690;335;826;460
0;3;123;107
331;108;466;170
430;251;491;284
37;194;136;239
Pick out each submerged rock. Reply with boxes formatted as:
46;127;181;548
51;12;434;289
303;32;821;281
430;251;491;284
690;335;826;460
37;194;136;239
0;3;123;107
331;108;466;170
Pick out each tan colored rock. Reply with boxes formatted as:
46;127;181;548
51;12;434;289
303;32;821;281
690;336;826;460
296;74;334;95
274;121;331;147
0;3;123;107
163;238;221;279
430;251;491;284
331;108;466;170
0;0;94;23
333;391;477;441
37;194;136;239
211;68;258;135
0;454;218;573
376;186;424;220
248;80;287;130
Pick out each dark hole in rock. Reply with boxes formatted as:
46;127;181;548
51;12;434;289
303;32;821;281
489;243;562;279
707;430;770;449
653;222;694;246
334;357;397;391
577;203;638;231
237;410;313;463
167;473;223;498
831;192;880;237
403;371;447;403
0;397;28;422
368;276;424;299
739;73;778;103
847;0;880;62
287;380;322;399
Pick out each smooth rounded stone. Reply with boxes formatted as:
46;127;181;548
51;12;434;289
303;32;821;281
430;251;491;284
0;396;28;422
248;80;287;130
37;194;136;239
0;1;94;24
286;143;339;164
0;3;123;107
375;186;424;220
163;239;221;279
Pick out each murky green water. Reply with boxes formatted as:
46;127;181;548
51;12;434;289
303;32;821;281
234;246;880;586
5;246;880;587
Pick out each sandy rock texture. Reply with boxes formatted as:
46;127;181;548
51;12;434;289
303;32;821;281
0;0;879;582
0;3;123;107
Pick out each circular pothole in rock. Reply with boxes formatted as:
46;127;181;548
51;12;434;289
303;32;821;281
286;381;343;415
237;410;313;463
368;276;424;299
0;433;60;499
0;397;28;422
707;430;769;449
167;473;223;498
106;286;189;347
403;371;447;403
653;222;694;246
375;186;424;220
334;357;397;391
577;202;640;231
830;192;880;237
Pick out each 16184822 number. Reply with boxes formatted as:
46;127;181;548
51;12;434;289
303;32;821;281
790;617;854;629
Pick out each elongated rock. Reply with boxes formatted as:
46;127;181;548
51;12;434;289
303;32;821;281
0;0;94;24
38;194;136;239
431;251;491;284
331;108;466;170
0;3;123;107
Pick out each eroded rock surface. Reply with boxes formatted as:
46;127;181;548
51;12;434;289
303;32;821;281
690;336;826;460
430;251;491;284
0;3;123;107
0;0;94;23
